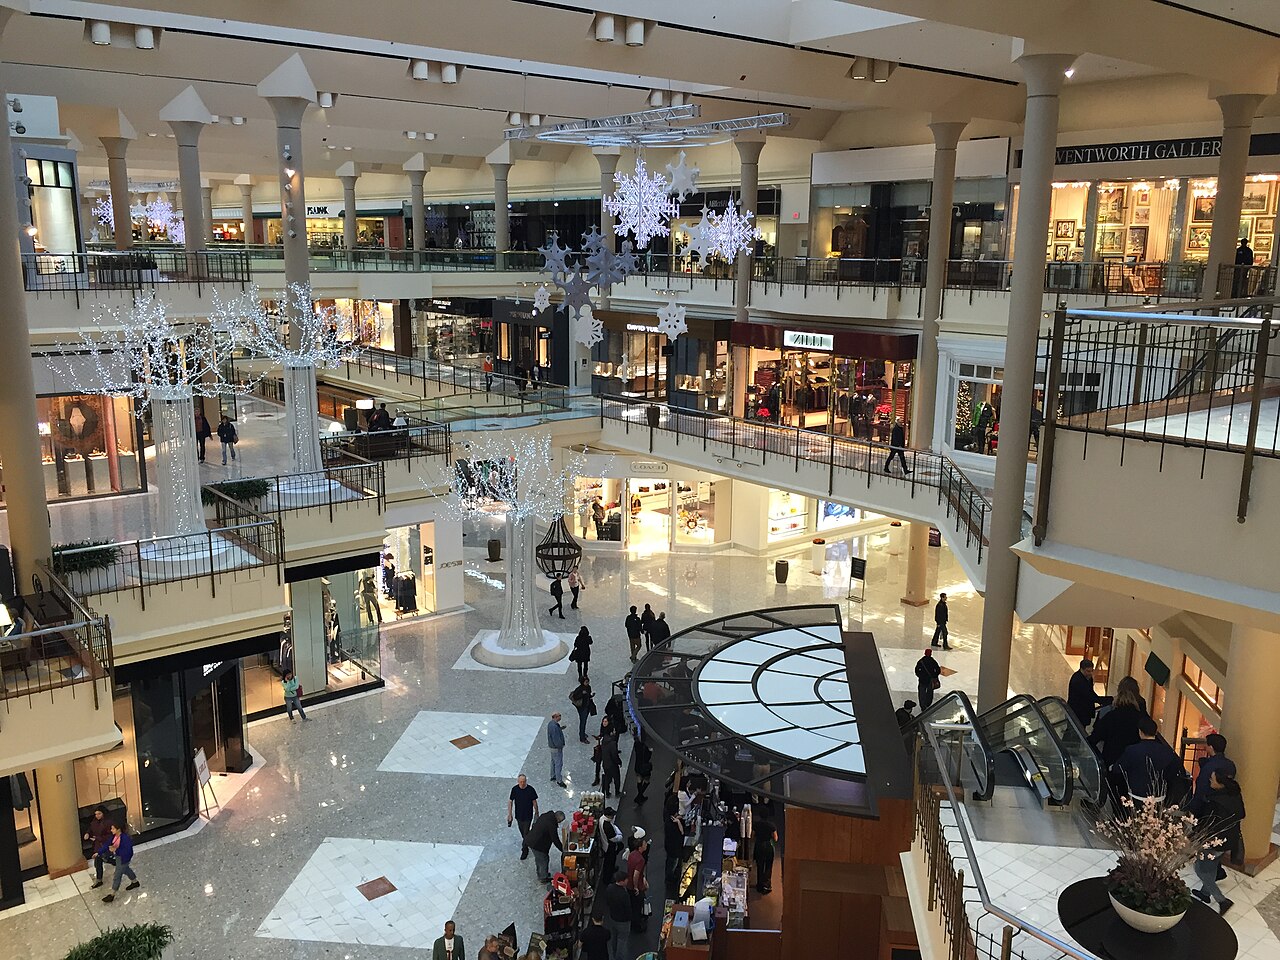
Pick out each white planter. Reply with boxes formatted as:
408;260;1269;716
1108;892;1187;934
63;565;123;597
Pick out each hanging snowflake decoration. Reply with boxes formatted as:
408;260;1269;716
581;225;606;258
616;240;639;277
538;232;573;279
558;267;594;321
655;301;688;341
683;207;713;262
533;284;552;312
93;195;115;227
574;304;604;348
665;150;700;201
603;157;679;248
706;199;758;260
585;242;630;295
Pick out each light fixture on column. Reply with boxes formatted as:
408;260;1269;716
317;91;337;108
625;18;647;46
133;25;156;49
593;13;615;41
87;19;112;45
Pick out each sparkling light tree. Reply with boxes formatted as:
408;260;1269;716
52;294;259;565
447;431;595;668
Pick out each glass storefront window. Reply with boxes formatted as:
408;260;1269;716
670;338;729;412
264;216;386;247
26;158;79;262
747;350;912;440
416;309;486;363
768;489;810;541
949;362;1057;460
11;771;43;873
628;477;672;551
26;394;141;503
673;481;716;544
594;330;668;398
572;476;623;542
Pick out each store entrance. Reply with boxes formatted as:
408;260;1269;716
628;477;672;551
748;350;912;440
186;662;248;775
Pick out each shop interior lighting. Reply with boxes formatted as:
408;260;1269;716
87;19;112;45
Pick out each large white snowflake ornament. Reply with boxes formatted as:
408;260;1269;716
93;195;115;227
683;208;713;261
655;301;688;341
533;284;552;312
665;150;700;200
706;199;758;260
603;157;679;248
574;304;604;348
581;225;606;257
538;233;573;279
558;267;594;321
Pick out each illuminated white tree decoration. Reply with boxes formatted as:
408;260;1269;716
665;150;700;200
51;294;259;556
94;194;186;245
446;431;596;668
655;301;688;341
603;157;679;247
210;282;348;477
706;198;758;260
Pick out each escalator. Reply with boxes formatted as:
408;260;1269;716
905;692;1102;808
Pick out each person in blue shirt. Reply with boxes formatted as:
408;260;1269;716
547;712;566;787
101;822;141;903
1189;733;1237;815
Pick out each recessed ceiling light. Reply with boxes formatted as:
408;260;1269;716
146;132;158;137
165;133;175;138
343;146;353;151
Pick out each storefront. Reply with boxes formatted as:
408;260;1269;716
27;393;142;503
256;201;404;248
21;147;82;269
730;321;918;439
591;309;731;410
492;298;568;385
413;297;493;364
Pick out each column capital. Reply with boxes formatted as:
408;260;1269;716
734;136;765;166
258;55;317;129
1214;92;1266;130
488;161;512;182
99;135;132;160
239;181;254;199
593;148;621;178
1014;51;1078;99
928;119;968;152
160;86;213;147
334;160;359;180
338;174;359;190
167;120;207;149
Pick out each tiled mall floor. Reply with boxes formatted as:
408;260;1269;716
377;711;546;779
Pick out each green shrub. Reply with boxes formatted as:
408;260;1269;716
64;923;174;960
201;478;272;506
52;540;122;575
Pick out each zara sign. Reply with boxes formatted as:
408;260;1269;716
783;330;834;352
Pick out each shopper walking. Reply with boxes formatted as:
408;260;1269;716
85;805;114;889
592;715;614;786
194;409;212;463
282;670;308;721
625;606;643;662
650;612;671;648
1190;733;1237;815
216;414;238;465
640;604;656;652
526;810;566;883
914;648;941;711
600;732;622;799
431;920;465;960
568;566;582;609
596;808;625;887
571;678;596;744
1193;770;1245;916
1067;658;1107;730
570;627;593;682
931;593;950;649
883;419;911;475
633;737;653;804
1088;676;1147;769
625;834;651;932
548;575;566;620
753;817;778;894
599;870;633;960
100;823;140;902
578;501;592;539
546;712;566;786
483;356;495;391
507;773;539;860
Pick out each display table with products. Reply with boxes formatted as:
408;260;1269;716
541;793;605;959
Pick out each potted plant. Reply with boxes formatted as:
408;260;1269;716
202;478;272;512
1095;792;1221;933
52;539;124;596
64;922;173;960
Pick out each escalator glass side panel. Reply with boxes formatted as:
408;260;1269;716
1038;696;1103;804
977;696;1072;804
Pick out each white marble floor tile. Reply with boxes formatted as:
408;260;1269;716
377;710;547;779
877;644;979;699
256;837;483;949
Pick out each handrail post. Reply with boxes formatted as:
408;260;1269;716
1237;316;1271;523
1032;304;1068;546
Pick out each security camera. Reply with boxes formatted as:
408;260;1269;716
288;230;297;238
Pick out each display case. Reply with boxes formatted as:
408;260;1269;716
767;490;810;541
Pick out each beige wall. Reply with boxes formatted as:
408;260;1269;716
0;675;120;778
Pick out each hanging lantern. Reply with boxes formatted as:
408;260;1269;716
535;514;583;579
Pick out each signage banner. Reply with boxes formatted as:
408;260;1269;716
1022;132;1280;168
194;748;211;787
783;330;835;352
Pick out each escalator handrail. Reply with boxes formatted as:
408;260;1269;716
1037;695;1105;805
976;694;1074;806
902;690;996;802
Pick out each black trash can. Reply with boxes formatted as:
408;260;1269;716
775;559;789;584
487;538;502;562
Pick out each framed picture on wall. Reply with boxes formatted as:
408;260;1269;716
1256;217;1273;236
1053;243;1072;261
1255;234;1273;254
1097;187;1127;224
1099;227;1124;253
1075;232;1085;247
1054;219;1077;239
1239;219;1252;242
1135;188;1151;207
1187;226;1212;250
1192;195;1216;223
1241;181;1272;212
1131;207;1151;225
1126;226;1148;259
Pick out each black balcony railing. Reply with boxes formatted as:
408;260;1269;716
22;249;252;301
320;422;452;470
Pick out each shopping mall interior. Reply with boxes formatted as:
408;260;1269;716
2;3;1280;959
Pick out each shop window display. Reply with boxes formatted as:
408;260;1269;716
572;476;623;542
10;770;43;874
25;157;79;269
20;394;141;503
950;363;1058;460
628;477;672;551
746;351;912;440
768;490;810;541
673;481;716;544
593;329;669;399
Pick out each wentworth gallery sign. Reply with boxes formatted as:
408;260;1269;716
1015;133;1280;168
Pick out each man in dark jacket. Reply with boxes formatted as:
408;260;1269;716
194;410;212;462
548;575;565;620
84;805;115;888
1190;733;1237;815
883;419;912;475
915;648;941;710
650;612;672;648
624;606;643;662
640;604;656;651
1115;716;1183;798
216;415;238;465
931;593;950;650
1193;771;1245;916
1067;659;1107;730
895;699;917;728
600;733;623;799
525;810;565;883
1233;237;1254;297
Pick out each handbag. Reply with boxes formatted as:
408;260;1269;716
931;678;940;690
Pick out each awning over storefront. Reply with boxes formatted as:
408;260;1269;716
730;319;918;361
596;308;730;342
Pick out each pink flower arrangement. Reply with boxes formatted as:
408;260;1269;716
1094;791;1223;916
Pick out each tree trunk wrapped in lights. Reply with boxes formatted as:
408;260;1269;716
446;432;598;668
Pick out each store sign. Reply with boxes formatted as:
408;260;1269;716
629;460;668;474
783;330;834;352
305;204;336;217
201;661;223;677
1031;133;1280;168
626;322;658;333
194;748;211;786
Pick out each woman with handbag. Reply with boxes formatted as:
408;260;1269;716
570;627;592;683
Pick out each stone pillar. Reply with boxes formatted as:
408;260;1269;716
594;148;621;250
239;182;254;245
491;161;511;265
1081;182;1100;266
201;185;214;242
404;153;428;266
977;50;1077;710
1169;181;1190;264
1221;623;1280;863
100;136;133;249
33;762;82;876
164;114;209;251
0;74;52;586
339;174;358;250
733;137;765;324
1204;93;1265;297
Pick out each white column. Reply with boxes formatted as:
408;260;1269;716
733;137;765;324
1221;623;1280;862
201;185;215;243
1080;182;1100;265
404;153;429;265
339;174;358;249
166;120;208;251
594;148;621;250
1204;93;1266;297
239;182;254;245
101;136;133;250
977;50;1077;710
491;161;511;265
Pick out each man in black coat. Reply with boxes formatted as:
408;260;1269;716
1067;659;1106;730
624;606;643;662
930;593;950;650
915;648;941;710
525;810;565;883
883;419;912;475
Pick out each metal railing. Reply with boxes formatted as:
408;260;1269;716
0;564;113;717
338;345;570;397
320;422;452;470
599;394;992;563
241;243;543;272
246;462;386;518
22;250;252;303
